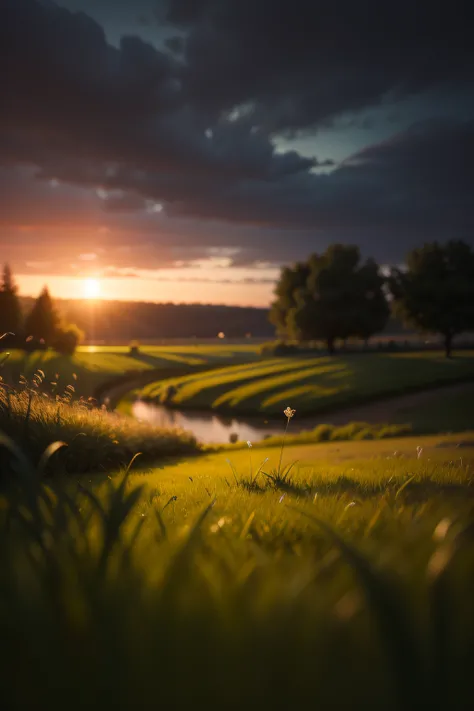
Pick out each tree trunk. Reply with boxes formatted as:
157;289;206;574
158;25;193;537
444;332;453;358
327;337;335;355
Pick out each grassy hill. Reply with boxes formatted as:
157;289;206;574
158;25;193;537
0;344;260;399
138;351;474;416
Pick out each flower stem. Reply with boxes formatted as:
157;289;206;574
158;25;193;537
277;418;290;476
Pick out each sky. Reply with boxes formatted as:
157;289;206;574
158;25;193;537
1;0;473;306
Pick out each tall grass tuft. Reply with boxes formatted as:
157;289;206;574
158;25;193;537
0;371;200;475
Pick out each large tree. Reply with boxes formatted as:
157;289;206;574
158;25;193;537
270;245;389;353
353;258;391;345
390;240;474;358
0;264;22;336
24;287;60;346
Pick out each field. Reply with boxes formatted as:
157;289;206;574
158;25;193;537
2;343;474;708
392;386;474;433
138;350;474;416
0;344;259;398
2;432;474;708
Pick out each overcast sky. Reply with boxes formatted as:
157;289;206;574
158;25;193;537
1;0;473;305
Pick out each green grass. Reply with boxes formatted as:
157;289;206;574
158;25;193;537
139;351;474;416
2;346;474;706
78;343;259;358
2;433;474;708
224;421;414;450
0;376;200;473
0;345;259;399
393;388;474;434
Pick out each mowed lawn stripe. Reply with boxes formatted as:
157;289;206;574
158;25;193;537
213;361;348;410
142;357;324;403
169;358;331;407
139;351;474;415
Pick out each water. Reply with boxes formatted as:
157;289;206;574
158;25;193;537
132;400;296;444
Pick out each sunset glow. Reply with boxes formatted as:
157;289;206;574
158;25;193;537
83;278;101;299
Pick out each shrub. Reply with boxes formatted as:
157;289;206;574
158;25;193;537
52;324;83;355
129;340;140;356
312;423;335;441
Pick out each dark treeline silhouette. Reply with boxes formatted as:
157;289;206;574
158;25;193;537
58;301;274;341
11;294;275;343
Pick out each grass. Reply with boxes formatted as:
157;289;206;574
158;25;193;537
138;351;474;416
2;346;474;707
0;345;259;399
2;433;474;708
0;371;200;473
225;421;414;450
393;388;474;434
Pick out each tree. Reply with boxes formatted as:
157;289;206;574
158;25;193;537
390;240;474;358
0;264;22;336
353;259;390;345
270;245;389;353
269;262;310;336
24;287;60;346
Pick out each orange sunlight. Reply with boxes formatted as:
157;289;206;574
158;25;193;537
83;278;101;299
15;274;274;307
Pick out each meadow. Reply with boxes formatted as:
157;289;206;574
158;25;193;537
138;350;474;416
0;344;259;399
2;431;474;709
2;344;474;709
391;386;474;434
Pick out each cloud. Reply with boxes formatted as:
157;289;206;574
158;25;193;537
0;0;318;188
164;35;185;54
0;0;473;277
165;0;474;132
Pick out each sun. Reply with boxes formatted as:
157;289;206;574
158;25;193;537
83;278;101;299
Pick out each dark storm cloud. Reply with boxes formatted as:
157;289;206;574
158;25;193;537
164;0;474;132
0;0;315;185
0;0;473;270
164;35;185;54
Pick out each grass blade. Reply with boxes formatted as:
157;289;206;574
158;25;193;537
289;507;425;711
37;441;68;478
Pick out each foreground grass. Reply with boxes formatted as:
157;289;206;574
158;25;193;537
1;435;474;708
0;381;200;473
138;350;474;416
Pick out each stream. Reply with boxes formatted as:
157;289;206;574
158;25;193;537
132;400;302;444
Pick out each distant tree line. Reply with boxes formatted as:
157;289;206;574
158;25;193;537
271;240;474;358
18;299;276;342
0;266;83;354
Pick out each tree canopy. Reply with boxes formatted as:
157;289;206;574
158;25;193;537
390;240;474;357
270;245;389;353
24;287;60;346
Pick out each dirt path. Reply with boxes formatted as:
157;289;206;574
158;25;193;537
301;381;474;427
